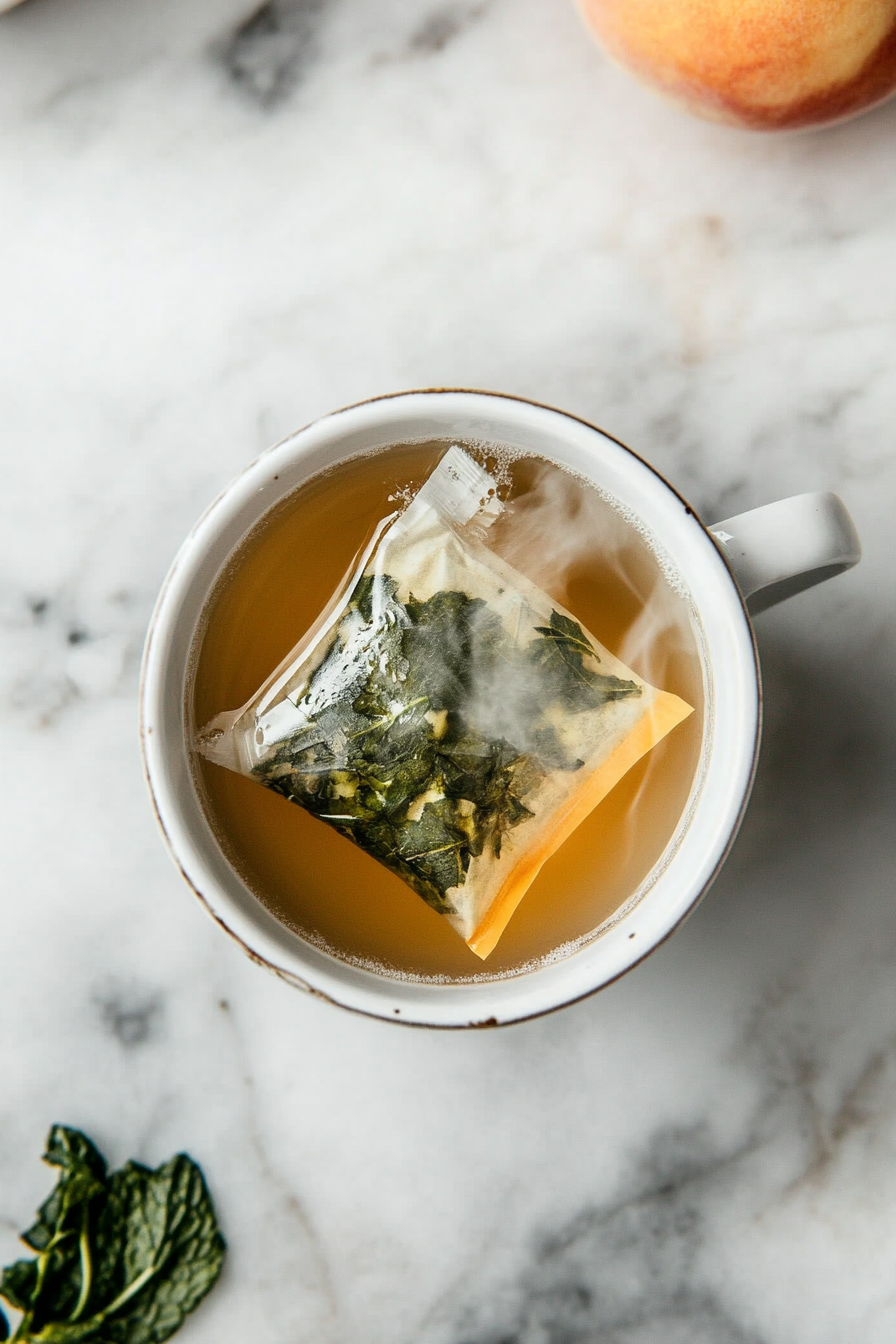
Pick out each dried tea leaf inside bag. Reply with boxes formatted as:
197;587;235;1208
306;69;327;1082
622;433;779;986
197;448;694;960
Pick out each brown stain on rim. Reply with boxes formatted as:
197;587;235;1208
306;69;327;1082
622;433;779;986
139;387;761;1030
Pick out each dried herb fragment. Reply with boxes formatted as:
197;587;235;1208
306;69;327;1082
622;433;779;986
0;1126;225;1344
532;610;641;710
255;578;641;912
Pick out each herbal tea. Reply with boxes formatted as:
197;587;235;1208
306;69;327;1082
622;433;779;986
191;442;704;980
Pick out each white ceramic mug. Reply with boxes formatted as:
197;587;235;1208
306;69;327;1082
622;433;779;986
140;390;860;1027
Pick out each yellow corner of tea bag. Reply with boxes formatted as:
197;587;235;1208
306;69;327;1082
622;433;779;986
466;690;695;960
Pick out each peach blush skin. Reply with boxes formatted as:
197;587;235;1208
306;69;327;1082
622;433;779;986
576;0;896;130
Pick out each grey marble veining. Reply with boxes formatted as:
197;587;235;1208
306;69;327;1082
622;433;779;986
1;0;895;1340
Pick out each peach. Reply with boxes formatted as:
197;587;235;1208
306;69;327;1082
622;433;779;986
576;0;896;130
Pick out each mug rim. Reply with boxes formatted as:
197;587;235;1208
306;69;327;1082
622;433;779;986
140;388;760;1027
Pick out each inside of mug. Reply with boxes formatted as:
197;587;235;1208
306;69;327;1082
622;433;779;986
186;435;711;984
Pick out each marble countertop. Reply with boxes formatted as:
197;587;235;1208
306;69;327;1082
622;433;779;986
1;0;895;1340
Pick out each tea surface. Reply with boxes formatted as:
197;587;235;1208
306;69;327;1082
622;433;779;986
191;442;704;979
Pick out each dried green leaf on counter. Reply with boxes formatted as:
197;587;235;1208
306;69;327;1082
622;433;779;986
0;1125;225;1344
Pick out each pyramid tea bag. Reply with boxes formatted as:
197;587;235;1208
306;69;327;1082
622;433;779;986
197;448;694;960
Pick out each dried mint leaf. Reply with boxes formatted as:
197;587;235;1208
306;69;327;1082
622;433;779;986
253;580;641;909
0;1126;225;1344
402;589;484;711
531;610;640;712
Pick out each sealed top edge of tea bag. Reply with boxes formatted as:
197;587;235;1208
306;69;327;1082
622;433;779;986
197;446;694;960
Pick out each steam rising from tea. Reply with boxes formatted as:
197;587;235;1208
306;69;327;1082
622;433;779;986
194;446;696;965
488;460;700;885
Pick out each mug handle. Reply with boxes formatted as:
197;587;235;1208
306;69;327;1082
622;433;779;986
708;492;861;616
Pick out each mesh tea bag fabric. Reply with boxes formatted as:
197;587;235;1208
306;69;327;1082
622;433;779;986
197;448;694;960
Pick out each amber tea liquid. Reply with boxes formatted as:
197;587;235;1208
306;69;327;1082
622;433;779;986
191;443;704;980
